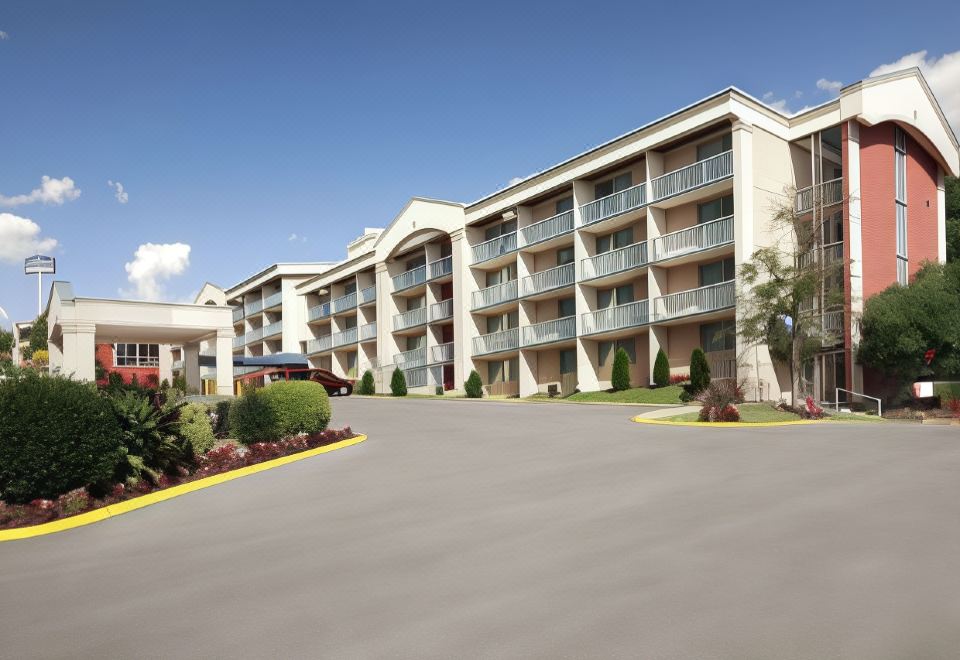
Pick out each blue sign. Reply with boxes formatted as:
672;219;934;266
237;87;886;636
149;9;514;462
24;254;56;275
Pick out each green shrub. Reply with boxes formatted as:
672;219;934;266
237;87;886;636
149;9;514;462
213;400;232;437
107;371;124;390
390;367;407;397
172;374;188;392
0;372;123;503
261;381;331;438
611;347;631;391
357;369;375;395
109;390;186;485
690;348;711;394
435;385;444;396
29;313;48;353
178;403;216;455
229;388;279;444
31;349;49;367
653;349;670;388
464;370;483;398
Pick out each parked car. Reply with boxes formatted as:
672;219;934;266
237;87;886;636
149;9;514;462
235;367;353;396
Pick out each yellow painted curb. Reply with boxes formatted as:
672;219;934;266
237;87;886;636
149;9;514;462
0;434;367;543
631;416;822;428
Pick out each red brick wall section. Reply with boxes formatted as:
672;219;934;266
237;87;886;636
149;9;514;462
858;123;898;300
906;131;940;272
95;344;160;387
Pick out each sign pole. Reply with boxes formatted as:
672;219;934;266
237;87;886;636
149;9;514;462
38;272;42;317
24;255;56;318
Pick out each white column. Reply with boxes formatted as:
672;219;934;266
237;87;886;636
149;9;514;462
573;179;600;392
47;339;63;375
847;120;865;394
60;321;97;382
937;166;947;264
451;228;474;393
646;152;667;384
374;262;392;393
158;343;173;384
214;330;234;396
183;342;201;393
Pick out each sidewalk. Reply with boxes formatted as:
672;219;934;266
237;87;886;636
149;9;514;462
634;405;700;419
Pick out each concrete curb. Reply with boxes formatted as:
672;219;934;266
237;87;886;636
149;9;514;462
0;434;367;543
631;416;822;428
352;394;681;408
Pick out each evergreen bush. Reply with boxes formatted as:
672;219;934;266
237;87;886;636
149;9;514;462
689;348;711;394
464;370;483;398
611;347;631;391
653;349;670;388
390;367;407;397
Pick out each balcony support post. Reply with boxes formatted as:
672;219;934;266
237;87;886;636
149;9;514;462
846;119;865;395
572;179;600;392
451;228;471;394
519;348;538;397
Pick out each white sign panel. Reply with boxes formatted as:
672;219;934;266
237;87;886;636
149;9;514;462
24;255;56;275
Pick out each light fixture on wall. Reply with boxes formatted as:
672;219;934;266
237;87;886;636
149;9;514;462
501;209;517;222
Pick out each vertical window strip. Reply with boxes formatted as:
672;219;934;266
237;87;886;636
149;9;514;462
894;127;908;284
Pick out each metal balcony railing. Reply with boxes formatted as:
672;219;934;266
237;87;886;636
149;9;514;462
581;242;648;280
650;150;733;201
520;263;575;298
429;256;453;280
430;298;454;322
245;326;264;344
332;326;358;348
232;307;243;323
232;335;245;349
308;301;331;321
331;291;358;314
579;182;648;227
472;327;520;356
581;300;650;335
471;279;518;310
393;306;427;331
651;216;734;262
358;285;376;306
431;341;455;363
472;232;517;264
233;365;260;377
172;360;184;371
263;291;283;310
795;177;843;214
798;241;844;269
307;334;333;354
392;265;427;292
394;347;427;369
359;322;377;341
519;210;574;247
521;316;576;347
404;366;428;389
653;281;735;321
244;297;264;316
261;321;283;340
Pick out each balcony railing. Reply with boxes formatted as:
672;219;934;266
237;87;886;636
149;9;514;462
579;183;648;227
471;279;518;310
244;298;264;316
233;365;260;377
430;298;454;322
404;366;428;389
651;215;734;262
263;291;283;310
359;322;377;341
392;265;427;292
308;301;331;322
520;263;575;297
653;281;735;321
261;321;283;340
245;326;264;344
472;232;517;264
358;285;376;306
472;328;520;356
232;307;243;323
581;242;648;280
429;256;453;280
795;177;843;214
232;335;245;349
522;316;576;347
581;300;650;335
431;341;455;363
519;210;574;247
332;326;358;348
650;150;733;201
331;291;358;314
172;360;184;371
393;306;427;331
798;241;844;269
707;349;737;381
307;334;332;354
394;347;427;369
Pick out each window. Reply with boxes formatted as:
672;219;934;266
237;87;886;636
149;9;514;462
406;335;425;350
484;219;517;241
486;310;518;334
556;246;575;266
596;227;634;254
597;283;634;309
114;343;160;367
343;280;357;295
555;196;574;214
558;297;576;318
488;358;519;383
823;210;843;244
559;349;577;375
407;295;425;310
404;256;426;271
700;320;736;353
486;264;516;287
342;316;357;329
895;126;908;285
697;134;732;161
599;339;636;365
697;195;734;223
346;352;357;378
699;257;735;286
594;172;632;200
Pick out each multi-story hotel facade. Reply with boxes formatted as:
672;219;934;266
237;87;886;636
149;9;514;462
218;69;957;403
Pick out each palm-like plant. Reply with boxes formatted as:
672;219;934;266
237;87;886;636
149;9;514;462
110;391;186;484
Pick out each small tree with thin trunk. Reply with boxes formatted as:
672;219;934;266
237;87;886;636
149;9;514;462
689;348;711;394
611;347;631;391
653;349;670;388
464;370;483;398
357;370;375;395
390;367;407;397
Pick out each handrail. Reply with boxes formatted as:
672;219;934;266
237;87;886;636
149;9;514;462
833;388;882;417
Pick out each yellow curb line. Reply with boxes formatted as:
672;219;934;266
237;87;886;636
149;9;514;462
0;434;367;543
631;416;822;428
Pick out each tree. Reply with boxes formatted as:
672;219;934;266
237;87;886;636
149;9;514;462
0;329;12;356
653;349;670;388
357;370;375;395
390;367;407;397
464;370;483;398
29;313;48;353
689;348;711;393
611;347;631;391
946;176;960;262
738;186;848;406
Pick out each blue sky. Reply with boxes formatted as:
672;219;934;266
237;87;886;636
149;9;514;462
1;0;958;326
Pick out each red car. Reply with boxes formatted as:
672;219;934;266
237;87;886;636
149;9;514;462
235;367;353;396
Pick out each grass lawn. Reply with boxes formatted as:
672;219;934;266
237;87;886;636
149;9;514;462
565;385;684;405
664;403;801;423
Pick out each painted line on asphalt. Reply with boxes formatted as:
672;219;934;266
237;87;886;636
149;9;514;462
631;416;821;428
0;434;367;543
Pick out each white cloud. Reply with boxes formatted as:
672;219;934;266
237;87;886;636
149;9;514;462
0;30;9;40
107;180;128;204
0;175;81;207
288;232;307;243
762;92;790;113
816;78;843;94
0;213;58;264
507;177;524;186
870;50;960;132
122;242;191;301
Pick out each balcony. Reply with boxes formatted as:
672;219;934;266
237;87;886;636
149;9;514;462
579;183;648;227
798;241;844;269
261;321;283;340
172;359;184;371
795;177;843;214
404;366;428;389
581;300;650;335
308;301;331;322
581;242;648;281
392;265;427;292
653;281;735;321
332;326;358;348
521;316;576;347
244;298;264;316
431;341;455;363
358;285;377;306
232;307;243;323
472;327;520;356
394;347;427;369
650;216;734;262
520;263;575;298
393;306;427;331
307;334;333;354
232;335;245;349
359;322;377;341
331;291;358;314
233;365;260;377
472;232;517;265
430;298;454;322
471;279;518;311
428;256;453;281
245;326;264;345
708;349;737;381
263;291;283;311
650;150;733;202
519;210;574;247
